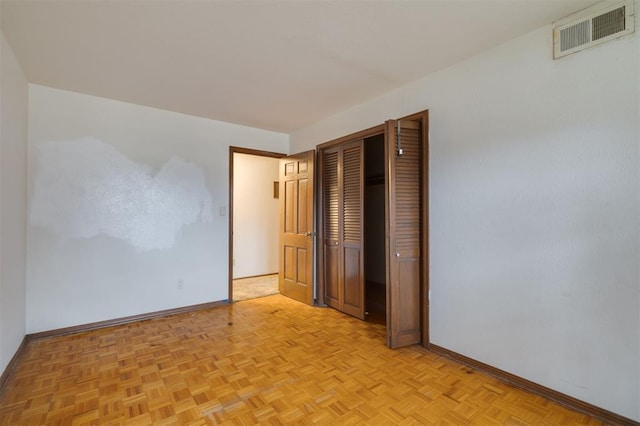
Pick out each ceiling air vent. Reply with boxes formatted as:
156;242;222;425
553;0;635;59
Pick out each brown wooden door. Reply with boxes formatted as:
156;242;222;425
385;119;424;348
322;141;365;319
323;147;340;309
279;151;315;305
341;141;365;319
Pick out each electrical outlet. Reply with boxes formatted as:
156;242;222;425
177;280;184;290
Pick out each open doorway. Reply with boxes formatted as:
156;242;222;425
229;147;285;302
364;133;386;324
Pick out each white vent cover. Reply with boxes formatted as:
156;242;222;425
553;0;635;58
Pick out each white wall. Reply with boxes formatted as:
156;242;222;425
27;85;288;333
233;154;280;279
291;17;640;422
0;30;28;374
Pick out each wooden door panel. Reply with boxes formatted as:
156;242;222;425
341;142;365;319
284;180;296;233
386;119;423;348
297;248;308;285
322;148;341;309
320;141;365;319
284;246;295;281
324;244;340;307
394;255;421;346
284;161;296;176
298;157;310;173
282;245;311;302
279;151;315;305
297;178;310;233
342;245;364;318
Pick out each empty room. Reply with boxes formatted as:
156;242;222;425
1;0;639;424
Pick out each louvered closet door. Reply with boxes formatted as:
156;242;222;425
323;148;340;309
386;119;423;348
321;141;365;319
341;141;365;319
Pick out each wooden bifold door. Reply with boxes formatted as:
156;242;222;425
318;111;428;349
322;140;365;319
385;118;424;348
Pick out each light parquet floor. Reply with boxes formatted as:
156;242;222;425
1;295;603;425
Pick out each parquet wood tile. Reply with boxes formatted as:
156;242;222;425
1;295;604;425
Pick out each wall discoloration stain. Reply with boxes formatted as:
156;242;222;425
30;137;213;250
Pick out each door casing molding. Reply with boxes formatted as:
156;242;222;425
228;147;286;303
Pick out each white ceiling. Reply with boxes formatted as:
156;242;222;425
2;0;594;133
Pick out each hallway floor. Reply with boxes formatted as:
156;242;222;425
0;295;602;425
233;274;279;301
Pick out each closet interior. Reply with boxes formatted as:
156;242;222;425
363;134;386;324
